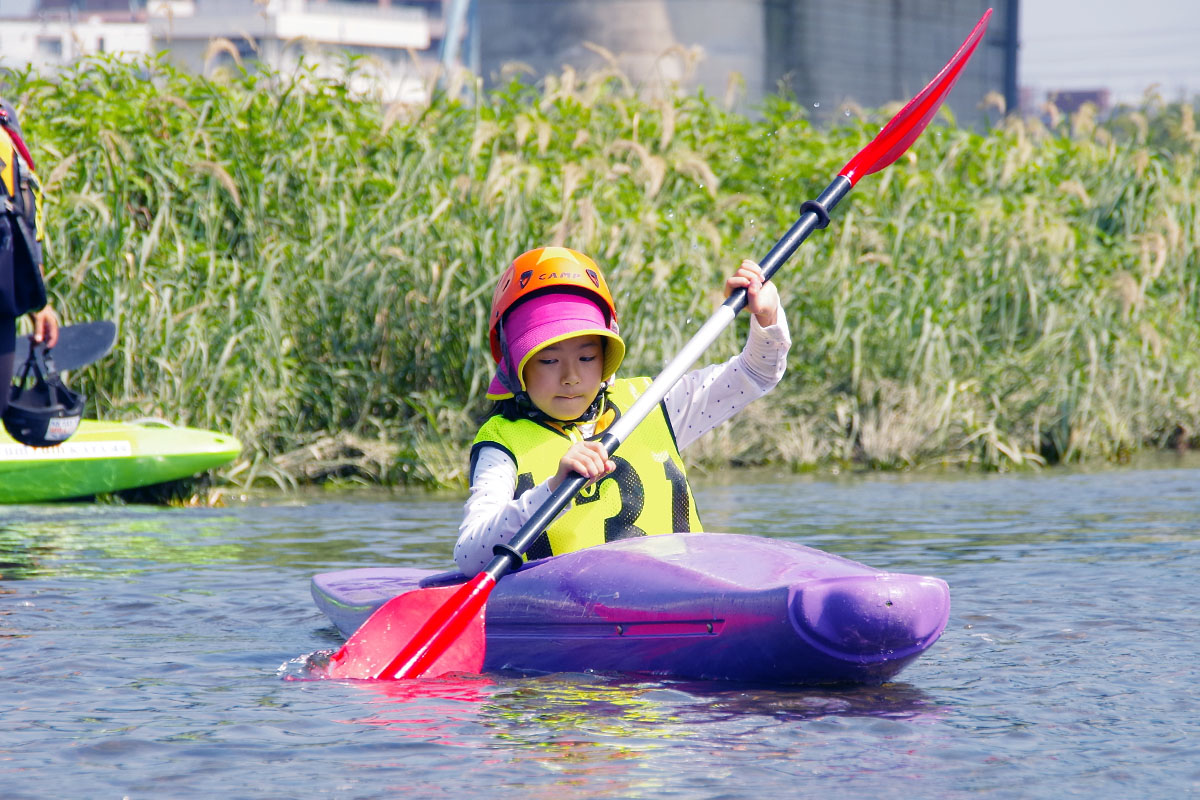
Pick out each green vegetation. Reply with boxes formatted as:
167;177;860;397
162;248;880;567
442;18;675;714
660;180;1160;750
3;56;1198;487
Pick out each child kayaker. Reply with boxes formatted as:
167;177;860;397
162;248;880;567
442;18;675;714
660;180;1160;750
455;246;790;574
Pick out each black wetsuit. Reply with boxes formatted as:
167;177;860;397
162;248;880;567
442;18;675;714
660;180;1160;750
1;97;31;417
1;317;13;417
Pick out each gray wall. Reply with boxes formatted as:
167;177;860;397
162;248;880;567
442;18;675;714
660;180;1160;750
768;0;1008;121
477;0;1014;124
477;0;766;100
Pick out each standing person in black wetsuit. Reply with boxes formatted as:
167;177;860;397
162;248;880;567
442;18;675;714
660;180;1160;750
1;96;59;420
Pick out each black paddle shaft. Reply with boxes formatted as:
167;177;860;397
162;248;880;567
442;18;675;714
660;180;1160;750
485;175;854;581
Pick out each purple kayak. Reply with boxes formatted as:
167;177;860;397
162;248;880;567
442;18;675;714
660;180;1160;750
311;533;949;685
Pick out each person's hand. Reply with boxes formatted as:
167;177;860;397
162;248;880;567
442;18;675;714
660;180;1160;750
550;440;616;490
30;305;59;348
724;259;779;327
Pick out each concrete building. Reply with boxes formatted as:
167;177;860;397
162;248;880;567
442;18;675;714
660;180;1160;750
2;0;1018;122
152;0;437;101
476;0;1018;124
0;0;159;73
1;0;451;102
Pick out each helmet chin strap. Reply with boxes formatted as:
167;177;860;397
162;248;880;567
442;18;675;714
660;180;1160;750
514;383;608;426
494;315;524;398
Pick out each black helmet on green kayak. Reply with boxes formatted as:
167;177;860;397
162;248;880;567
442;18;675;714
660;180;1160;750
3;344;84;448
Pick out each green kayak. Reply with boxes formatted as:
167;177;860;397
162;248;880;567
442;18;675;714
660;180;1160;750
0;419;241;503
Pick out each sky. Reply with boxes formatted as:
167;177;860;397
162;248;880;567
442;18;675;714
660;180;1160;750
1020;0;1200;105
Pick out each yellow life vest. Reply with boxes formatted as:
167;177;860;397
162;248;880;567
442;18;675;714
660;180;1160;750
0;125;42;243
472;376;703;561
0;129;14;203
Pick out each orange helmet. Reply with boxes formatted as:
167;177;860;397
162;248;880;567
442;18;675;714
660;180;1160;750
488;247;618;362
486;247;625;401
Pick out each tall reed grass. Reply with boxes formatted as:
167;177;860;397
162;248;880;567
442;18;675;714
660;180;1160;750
4;56;1198;485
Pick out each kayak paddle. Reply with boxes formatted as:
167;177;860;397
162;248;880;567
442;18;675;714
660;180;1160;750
14;320;118;371
323;7;993;681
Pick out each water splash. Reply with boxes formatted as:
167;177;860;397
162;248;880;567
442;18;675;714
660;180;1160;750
278;650;337;681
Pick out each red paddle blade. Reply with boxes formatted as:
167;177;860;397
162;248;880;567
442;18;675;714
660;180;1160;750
323;574;495;680
840;8;992;186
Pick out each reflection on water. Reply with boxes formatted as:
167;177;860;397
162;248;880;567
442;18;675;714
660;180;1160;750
344;674;498;743
300;667;947;746
297;671;948;799
694;462;1200;575
0;507;243;579
668;679;946;724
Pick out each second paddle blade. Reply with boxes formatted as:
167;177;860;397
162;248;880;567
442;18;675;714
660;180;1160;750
14;319;118;371
323;582;487;680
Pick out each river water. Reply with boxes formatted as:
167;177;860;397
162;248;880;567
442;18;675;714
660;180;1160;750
2;462;1198;798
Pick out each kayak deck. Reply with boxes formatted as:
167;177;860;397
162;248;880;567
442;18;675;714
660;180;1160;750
312;533;950;685
0;418;241;503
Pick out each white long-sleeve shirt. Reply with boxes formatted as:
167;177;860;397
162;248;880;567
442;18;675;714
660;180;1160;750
454;313;792;573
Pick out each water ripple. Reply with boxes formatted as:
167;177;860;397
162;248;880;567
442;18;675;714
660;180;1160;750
3;468;1200;797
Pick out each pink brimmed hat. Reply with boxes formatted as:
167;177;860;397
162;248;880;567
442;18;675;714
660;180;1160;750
487;292;625;400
